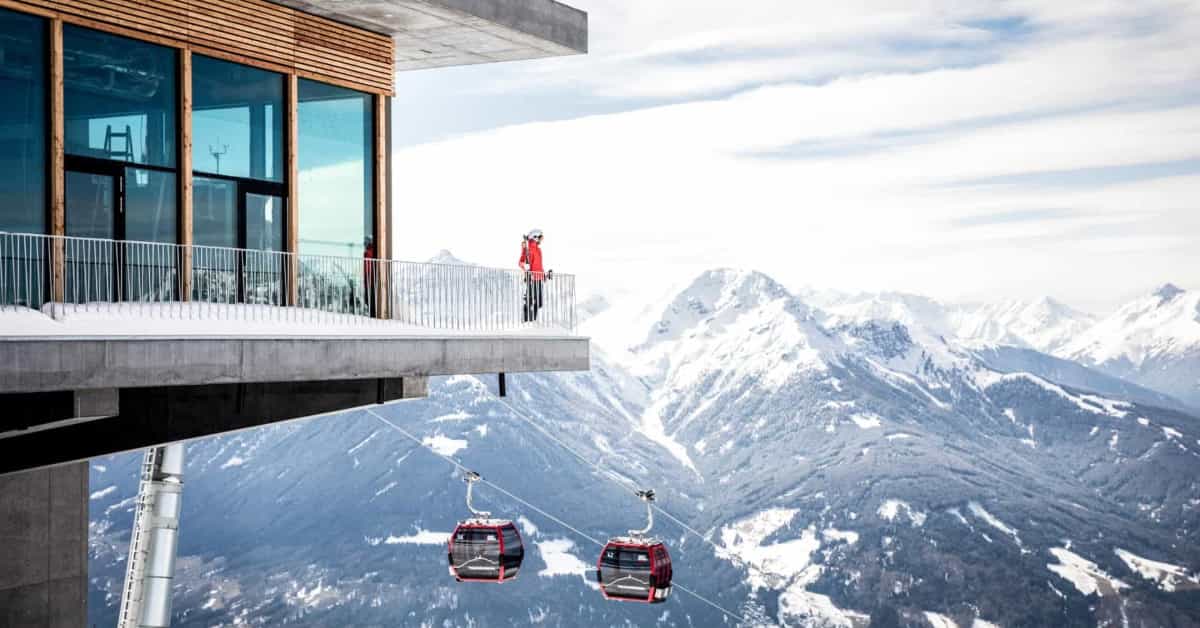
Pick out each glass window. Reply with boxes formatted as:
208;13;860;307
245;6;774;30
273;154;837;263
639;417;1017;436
193;177;237;248
298;79;374;259
124;169;176;243
64;171;115;239
63;26;176;168
193;55;283;181
0;8;47;233
603;548;650;570
246;193;284;251
501;527;523;559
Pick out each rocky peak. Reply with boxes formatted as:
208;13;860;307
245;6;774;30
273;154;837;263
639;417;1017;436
1152;283;1184;304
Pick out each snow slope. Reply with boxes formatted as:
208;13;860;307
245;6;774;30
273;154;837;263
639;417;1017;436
1058;284;1200;409
818;292;1096;355
953;297;1096;353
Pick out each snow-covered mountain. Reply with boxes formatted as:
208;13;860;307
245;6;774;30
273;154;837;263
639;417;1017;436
953;297;1097;354
1057;284;1200;410
816;291;957;343
816;291;1096;355
808;283;1199;412
87;270;1200;627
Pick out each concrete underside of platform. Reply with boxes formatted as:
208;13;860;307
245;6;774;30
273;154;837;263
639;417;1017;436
271;0;587;70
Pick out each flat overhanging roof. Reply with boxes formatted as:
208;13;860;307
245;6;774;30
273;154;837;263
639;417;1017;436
268;0;587;71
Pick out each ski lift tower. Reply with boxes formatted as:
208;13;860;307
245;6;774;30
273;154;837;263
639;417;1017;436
116;444;185;628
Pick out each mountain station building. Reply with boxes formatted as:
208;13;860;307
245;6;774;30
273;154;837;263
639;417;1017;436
0;1;588;625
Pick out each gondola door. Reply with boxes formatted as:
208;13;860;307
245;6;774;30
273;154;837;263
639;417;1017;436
64;161;123;302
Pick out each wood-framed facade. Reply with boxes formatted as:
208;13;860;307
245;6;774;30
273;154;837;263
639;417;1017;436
0;0;395;94
0;0;394;310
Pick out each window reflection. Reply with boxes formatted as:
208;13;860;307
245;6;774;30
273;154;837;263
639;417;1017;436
298;79;374;259
124;169;176;243
193;55;283;181
0;8;46;233
246;193;284;252
64;172;114;239
63;25;176;168
193;177;237;248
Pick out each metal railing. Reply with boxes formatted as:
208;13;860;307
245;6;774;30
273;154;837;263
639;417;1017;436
0;231;577;333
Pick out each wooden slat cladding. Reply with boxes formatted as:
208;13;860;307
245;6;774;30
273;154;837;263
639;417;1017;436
295;12;391;62
293;9;392;93
10;0;394;95
61;0;188;40
188;0;295;70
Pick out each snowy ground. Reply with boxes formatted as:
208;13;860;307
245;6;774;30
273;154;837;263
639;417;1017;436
1114;548;1200;592
1047;546;1129;597
0;304;578;338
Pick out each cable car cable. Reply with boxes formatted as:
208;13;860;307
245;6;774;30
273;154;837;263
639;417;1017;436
489;399;760;619
492;398;643;494
492;398;729;555
367;409;603;546
363;407;748;625
367;408;743;623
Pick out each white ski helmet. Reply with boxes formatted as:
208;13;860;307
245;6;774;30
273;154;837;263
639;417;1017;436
528;228;544;239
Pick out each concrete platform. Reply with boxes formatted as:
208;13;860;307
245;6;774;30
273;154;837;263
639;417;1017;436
0;335;589;394
271;0;588;70
0;334;588;474
0;378;429;475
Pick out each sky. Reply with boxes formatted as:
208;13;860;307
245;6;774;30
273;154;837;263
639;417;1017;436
389;0;1200;314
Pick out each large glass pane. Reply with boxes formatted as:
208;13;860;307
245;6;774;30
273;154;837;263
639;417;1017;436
193;177;237;248
193;55;283;181
298;79;374;259
65;172;115;239
125;169;176;243
124;168;178;301
64;171;116;303
63;26;176;168
246;193;284;251
245;193;284;304
0;8;46;234
192;177;237;303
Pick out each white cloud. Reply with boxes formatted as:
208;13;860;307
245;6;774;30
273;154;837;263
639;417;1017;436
391;0;1200;312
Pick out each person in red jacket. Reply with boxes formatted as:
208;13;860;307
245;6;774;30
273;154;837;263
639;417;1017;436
519;229;545;322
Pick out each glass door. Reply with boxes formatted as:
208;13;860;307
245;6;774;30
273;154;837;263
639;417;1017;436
65;159;179;303
65;170;118;239
242;191;284;304
64;167;119;302
192;176;238;302
192;175;285;304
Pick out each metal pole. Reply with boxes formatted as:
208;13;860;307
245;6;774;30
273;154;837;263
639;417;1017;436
629;489;656;537
463;471;490;519
117;443;185;628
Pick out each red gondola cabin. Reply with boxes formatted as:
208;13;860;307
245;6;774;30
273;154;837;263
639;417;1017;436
595;539;673;603
447;520;524;582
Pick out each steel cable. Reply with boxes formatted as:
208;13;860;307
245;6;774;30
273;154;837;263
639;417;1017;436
492;398;726;550
364;407;748;625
